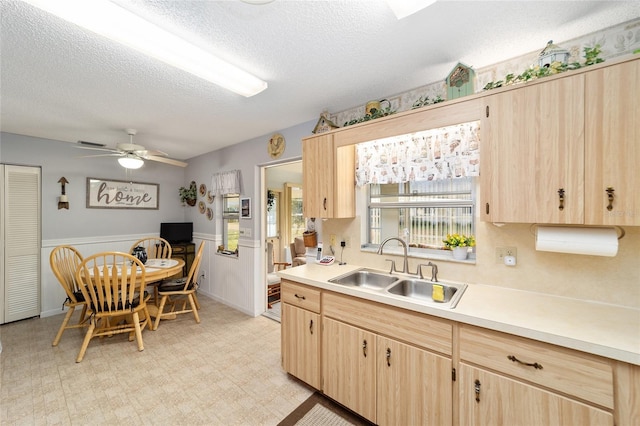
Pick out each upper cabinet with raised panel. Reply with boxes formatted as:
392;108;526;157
585;58;640;225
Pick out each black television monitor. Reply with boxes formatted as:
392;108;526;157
160;222;193;244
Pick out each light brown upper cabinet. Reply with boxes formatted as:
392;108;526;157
302;133;355;218
481;73;586;224
481;56;640;226
585;58;640;226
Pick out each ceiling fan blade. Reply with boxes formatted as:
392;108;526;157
146;155;188;167
75;144;120;153
144;149;168;157
77;153;123;158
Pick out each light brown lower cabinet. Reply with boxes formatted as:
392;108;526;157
458;363;613;426
458;324;614;426
323;318;376;421
376;336;452;426
282;281;639;425
322;293;453;426
281;281;321;389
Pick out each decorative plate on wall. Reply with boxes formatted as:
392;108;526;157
268;133;286;159
206;207;213;221
198;201;206;214
199;183;207;196
207;191;214;204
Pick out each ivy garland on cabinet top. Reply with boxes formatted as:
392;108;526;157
482;45;605;91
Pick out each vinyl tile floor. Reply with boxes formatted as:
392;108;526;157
0;296;313;425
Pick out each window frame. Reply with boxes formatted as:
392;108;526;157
222;193;240;252
363;177;476;261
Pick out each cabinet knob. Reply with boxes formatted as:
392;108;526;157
558;188;565;211
362;340;367;358
323;197;327;211
606;187;615;211
309;319;313;334
386;348;391;367
474;379;481;403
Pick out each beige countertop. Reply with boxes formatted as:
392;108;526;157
278;263;640;366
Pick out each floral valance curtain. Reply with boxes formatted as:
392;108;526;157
356;120;480;187
211;169;242;195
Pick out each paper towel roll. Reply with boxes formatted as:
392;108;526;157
535;226;618;257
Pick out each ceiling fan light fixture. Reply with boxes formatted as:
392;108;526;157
22;0;268;97
118;155;144;169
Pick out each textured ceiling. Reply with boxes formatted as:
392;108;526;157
2;1;639;162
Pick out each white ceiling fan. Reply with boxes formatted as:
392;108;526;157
76;129;188;169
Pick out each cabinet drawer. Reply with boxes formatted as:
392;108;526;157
282;281;321;313
323;291;452;355
459;325;613;409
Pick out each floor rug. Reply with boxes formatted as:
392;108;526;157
278;392;374;426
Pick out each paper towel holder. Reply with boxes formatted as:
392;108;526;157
529;224;626;240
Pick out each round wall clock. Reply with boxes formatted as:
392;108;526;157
268;133;286;159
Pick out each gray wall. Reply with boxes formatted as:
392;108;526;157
1;132;186;239
1;119;313;318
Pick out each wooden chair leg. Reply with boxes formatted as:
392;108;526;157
192;292;201;310
153;296;168;330
132;312;144;352
78;305;88;324
188;294;201;324
76;321;96;363
52;305;75;346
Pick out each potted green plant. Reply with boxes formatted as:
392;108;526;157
443;233;475;260
179;181;197;206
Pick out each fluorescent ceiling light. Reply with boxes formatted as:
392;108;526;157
385;0;437;19
118;155;144;169
22;0;268;97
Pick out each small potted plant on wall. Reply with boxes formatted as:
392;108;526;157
179;181;197;206
443;233;475;260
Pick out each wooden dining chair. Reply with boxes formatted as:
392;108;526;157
75;251;151;363
50;245;91;346
129;237;173;303
129;237;172;260
267;241;289;308
153;241;205;330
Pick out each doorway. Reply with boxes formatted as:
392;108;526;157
263;160;303;320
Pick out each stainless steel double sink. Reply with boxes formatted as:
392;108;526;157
328;268;467;309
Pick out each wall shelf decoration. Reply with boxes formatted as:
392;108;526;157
86;178;159;209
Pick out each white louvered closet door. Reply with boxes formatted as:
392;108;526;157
1;165;41;324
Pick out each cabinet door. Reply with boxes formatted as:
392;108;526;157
585;59;640;225
323;318;376;422
302;134;334;218
377;337;452;426
459;363;613;426
281;303;321;389
481;74;585;223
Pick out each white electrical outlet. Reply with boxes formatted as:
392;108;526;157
496;246;517;264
